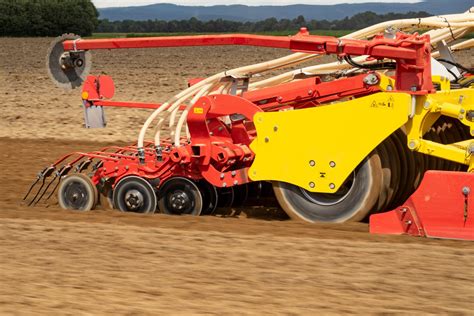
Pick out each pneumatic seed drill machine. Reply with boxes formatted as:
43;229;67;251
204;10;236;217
25;11;474;240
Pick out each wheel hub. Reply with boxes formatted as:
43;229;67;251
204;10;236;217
113;176;157;213
158;177;203;216
64;182;88;209
300;172;356;206
71;192;80;202
169;190;191;210
125;189;144;210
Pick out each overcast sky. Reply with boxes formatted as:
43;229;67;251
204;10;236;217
92;0;421;8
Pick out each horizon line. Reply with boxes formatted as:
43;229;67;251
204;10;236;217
95;1;424;9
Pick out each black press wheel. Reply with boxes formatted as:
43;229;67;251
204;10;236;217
158;177;203;216
272;152;382;223
197;180;218;215
58;173;98;211
216;187;234;208
113;176;157;213
232;184;249;207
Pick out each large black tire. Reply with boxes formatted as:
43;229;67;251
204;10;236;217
374;144;392;213
393;129;417;204
273;152;383;223
380;137;401;211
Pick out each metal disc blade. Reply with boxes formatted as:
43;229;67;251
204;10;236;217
46;33;91;89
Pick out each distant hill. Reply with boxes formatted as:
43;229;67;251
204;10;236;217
98;0;472;22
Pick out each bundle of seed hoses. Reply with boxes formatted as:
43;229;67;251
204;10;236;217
137;9;474;150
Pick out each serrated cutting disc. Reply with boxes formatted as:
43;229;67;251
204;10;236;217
46;33;92;89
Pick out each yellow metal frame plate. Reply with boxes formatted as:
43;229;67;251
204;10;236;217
405;82;474;170
249;92;410;193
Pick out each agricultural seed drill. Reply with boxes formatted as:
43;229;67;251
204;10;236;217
24;12;474;240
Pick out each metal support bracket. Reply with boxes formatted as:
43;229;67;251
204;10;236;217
83;101;107;128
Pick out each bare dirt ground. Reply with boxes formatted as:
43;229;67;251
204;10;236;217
0;37;326;142
0;37;473;314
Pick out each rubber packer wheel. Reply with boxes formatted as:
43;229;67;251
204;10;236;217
197;180;218;215
232;184;249;207
273;152;382;223
58;173;98;211
113;176;157;213
380;137;401;211
216;187;235;208
374;144;392;213
158;177;203;216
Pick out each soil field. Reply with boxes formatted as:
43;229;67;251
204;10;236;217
0;37;473;314
0;37;331;142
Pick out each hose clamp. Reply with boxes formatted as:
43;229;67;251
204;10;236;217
155;145;163;162
138;147;146;164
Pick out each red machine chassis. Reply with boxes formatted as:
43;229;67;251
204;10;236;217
38;73;383;194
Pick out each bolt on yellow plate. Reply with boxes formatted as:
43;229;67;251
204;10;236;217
249;92;410;193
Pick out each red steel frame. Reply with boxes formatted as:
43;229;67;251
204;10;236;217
65;68;388;190
65;29;434;93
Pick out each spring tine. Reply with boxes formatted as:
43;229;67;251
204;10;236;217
32;164;72;205
27;176;48;206
23;167;51;200
33;174;59;206
24;166;55;205
44;165;72;201
23;177;40;201
45;177;61;201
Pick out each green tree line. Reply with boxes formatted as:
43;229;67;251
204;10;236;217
97;11;431;34
0;1;429;37
0;0;99;36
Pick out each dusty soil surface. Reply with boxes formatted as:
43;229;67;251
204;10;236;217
0;37;473;314
1;138;474;314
